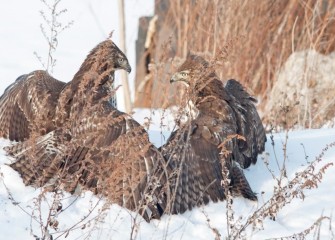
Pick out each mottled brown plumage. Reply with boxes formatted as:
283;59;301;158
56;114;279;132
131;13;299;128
0;71;65;141
53;39;131;127
0;39;131;142
6;39;131;189
161;54;266;214
7;101;166;220
2;40;167;220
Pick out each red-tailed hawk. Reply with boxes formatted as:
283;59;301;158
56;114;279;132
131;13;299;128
160;54;266;214
2;40;169;220
0;39;131;142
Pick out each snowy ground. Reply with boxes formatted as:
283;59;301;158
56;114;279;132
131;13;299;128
1;1;335;239
0;110;335;239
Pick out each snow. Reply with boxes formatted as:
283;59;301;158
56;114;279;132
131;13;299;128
1;120;335;239
1;1;335;239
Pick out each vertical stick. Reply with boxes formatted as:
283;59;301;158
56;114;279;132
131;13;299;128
118;0;132;113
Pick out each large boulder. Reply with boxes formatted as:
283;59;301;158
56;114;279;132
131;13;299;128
265;50;335;128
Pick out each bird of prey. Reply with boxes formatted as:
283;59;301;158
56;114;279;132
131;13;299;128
2;39;170;220
160;54;266;214
0;39;131;142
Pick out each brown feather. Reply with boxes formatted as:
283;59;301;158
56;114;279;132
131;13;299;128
3;40;165;222
163;54;266;214
0;71;64;141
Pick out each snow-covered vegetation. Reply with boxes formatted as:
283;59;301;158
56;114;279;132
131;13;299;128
0;0;335;239
1;113;335;239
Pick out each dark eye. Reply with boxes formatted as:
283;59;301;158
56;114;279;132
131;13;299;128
182;72;188;77
119;58;124;62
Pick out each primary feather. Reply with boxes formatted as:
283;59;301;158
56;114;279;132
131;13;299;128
2;40;168;221
161;54;267;214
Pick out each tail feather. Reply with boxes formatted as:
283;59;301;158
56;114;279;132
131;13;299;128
6;131;64;187
230;164;257;201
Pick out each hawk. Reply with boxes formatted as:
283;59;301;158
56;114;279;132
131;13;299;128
0;39;131;142
160;54;267;214
0;71;65;141
2;40;169;220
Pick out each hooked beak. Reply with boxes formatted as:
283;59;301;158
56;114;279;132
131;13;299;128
170;73;189;86
125;64;132;73
170;73;180;83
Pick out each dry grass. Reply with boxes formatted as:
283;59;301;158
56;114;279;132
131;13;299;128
2;0;335;239
4;50;335;240
137;0;335;128
34;0;74;73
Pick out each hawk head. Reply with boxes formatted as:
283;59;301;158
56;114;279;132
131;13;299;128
170;54;209;86
110;41;132;73
87;39;132;74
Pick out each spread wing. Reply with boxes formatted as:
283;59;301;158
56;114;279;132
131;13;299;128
162;94;257;213
163;54;265;214
160;125;225;214
6;102;166;220
160;119;257;215
0;70;65;141
225;79;267;168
